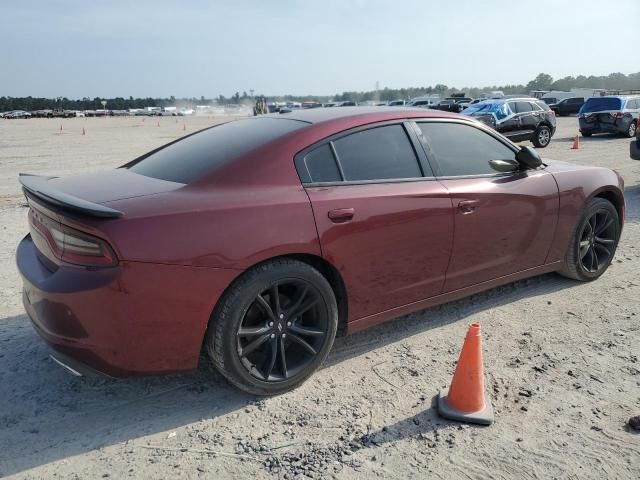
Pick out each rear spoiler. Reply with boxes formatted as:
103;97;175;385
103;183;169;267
19;173;124;218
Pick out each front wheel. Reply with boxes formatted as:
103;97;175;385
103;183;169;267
205;259;338;395
532;125;551;148
559;198;620;282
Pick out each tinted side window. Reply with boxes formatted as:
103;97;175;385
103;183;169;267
333;125;422;181
536;101;551;112
304;144;341;182
513;102;533;113
417;122;515;177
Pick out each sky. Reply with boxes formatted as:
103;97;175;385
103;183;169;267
1;0;638;98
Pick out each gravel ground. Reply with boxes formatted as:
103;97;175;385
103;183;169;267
0;116;638;479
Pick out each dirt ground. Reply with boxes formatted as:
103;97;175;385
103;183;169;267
0;115;638;479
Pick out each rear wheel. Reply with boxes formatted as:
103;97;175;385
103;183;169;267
205;259;338;395
559;198;620;282
625;120;637;138
532;125;551;148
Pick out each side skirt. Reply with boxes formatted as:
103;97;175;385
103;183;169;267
346;261;563;334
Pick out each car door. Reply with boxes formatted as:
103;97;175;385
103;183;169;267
413;120;559;292
512;101;538;138
569;98;584;114
298;122;454;321
496;102;521;140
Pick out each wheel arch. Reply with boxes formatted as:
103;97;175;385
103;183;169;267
592;188;625;227
203;253;349;352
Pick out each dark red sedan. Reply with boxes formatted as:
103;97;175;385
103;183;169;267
16;108;624;395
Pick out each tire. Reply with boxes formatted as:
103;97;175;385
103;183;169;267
532;125;551;148
558;198;620;282
581;131;593;137
631;139;640;160
205;259;338;395
624;120;637;138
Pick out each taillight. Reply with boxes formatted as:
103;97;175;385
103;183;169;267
29;209;117;267
612;112;624;118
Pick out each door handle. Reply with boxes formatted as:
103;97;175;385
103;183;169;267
328;208;354;223
458;200;479;214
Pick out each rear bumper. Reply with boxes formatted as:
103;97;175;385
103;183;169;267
579;117;629;134
17;234;239;377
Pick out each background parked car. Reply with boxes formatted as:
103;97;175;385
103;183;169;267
387;99;407;106
550;97;585;116
4;110;31;119
579;95;640;138
407;97;439;108
631;119;640;160
463;97;556;148
30;110;52;118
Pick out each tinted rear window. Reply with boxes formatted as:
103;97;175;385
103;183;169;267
580;97;623;113
128;118;306;183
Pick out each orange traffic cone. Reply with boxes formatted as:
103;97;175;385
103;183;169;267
438;323;494;425
571;134;580;150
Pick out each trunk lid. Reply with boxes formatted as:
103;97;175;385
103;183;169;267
20;169;184;218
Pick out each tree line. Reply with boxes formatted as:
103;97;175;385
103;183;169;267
2;72;638;112
334;71;640;103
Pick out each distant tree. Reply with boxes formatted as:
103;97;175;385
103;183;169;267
526;73;554;92
433;84;448;95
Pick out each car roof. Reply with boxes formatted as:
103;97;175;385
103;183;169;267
587;95;639;100
270;106;460;124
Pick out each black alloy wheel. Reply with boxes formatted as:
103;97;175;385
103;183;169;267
237;279;329;382
206;259;338;395
578;209;617;274
559;197;620;282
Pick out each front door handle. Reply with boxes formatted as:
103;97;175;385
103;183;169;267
328;208;355;223
458;200;479;214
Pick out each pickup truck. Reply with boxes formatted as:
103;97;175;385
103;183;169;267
431;97;473;113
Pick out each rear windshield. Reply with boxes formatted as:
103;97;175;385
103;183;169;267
463;101;511;119
128;117;307;183
579;97;623;113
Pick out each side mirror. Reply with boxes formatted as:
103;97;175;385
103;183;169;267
516;146;542;169
489;159;520;173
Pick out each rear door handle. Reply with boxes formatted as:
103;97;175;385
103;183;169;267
328;208;354;223
458;200;479;214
